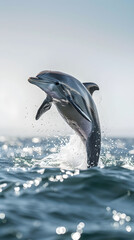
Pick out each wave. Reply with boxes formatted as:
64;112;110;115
0;135;134;171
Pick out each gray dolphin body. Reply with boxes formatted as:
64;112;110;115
28;71;101;167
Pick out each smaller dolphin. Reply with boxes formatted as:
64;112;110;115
28;71;101;167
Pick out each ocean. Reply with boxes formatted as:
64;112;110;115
0;135;134;240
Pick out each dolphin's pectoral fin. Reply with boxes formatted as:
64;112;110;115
83;82;99;95
67;96;91;122
36;95;52;120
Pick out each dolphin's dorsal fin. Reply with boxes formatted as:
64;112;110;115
36;95;52;120
83;82;99;95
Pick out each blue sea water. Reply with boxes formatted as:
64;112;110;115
0;135;134;240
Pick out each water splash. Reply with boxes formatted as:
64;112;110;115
42;134;87;170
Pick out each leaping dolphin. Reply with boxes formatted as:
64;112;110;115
28;71;101;167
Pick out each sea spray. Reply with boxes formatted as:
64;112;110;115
42;134;87;170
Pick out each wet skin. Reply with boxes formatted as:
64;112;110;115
28;71;101;167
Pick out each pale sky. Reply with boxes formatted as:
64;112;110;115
0;0;134;137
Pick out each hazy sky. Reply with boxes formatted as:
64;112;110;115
0;0;134;137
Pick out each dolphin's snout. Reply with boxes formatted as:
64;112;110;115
28;77;38;84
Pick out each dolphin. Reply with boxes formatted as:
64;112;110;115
28;70;101;167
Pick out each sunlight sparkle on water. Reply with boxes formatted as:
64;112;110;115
71;232;81;240
112;210;131;223
23;177;42;189
126;225;132;232
2;144;8;151
106;207;132;232
0;183;7;192
71;222;85;240
34;177;42;186
23;180;34;189
32;137;40;143
49;170;80;183
129;149;134;155
37;169;45;174
14;186;20;196
16;232;23;239
23;147;33;155
56;226;66;235
0;213;5;220
56;222;85;238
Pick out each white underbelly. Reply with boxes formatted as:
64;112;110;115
55;103;92;142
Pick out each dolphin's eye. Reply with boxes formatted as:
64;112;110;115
55;82;59;85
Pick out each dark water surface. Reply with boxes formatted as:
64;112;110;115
0;136;134;240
